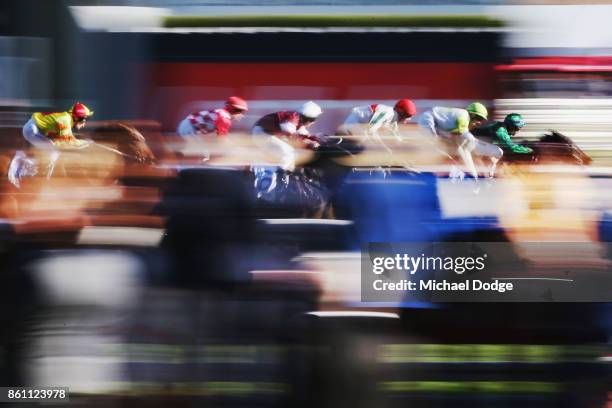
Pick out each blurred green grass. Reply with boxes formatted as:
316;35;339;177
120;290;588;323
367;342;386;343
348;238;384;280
164;15;504;28
379;381;561;394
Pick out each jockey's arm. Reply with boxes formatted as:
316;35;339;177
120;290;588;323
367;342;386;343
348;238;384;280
296;126;320;148
365;109;398;152
49;115;75;139
368;108;394;135
496;127;533;154
388;121;404;142
419;112;439;139
215;113;232;137
279;121;298;137
453;114;470;136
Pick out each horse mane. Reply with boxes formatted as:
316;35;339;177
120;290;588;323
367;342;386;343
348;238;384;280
540;130;574;146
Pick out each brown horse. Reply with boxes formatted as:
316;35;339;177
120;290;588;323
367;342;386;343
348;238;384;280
502;131;592;166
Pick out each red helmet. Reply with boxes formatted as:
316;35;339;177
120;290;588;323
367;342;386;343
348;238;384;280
226;96;248;113
394;99;417;117
70;102;94;120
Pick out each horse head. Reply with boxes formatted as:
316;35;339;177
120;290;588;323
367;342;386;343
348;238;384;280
535;130;592;166
301;134;365;195
85;121;157;165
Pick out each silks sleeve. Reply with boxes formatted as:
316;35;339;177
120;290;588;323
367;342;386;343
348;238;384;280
496;126;533;154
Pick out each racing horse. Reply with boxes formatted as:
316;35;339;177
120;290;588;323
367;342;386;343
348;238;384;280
500;130;592;166
65;121;159;183
4;121;158;187
0;121;161;223
252;135;364;218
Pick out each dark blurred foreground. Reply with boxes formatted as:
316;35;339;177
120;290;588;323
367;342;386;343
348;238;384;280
0;156;609;407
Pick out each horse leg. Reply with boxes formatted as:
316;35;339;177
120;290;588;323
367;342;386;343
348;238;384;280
323;202;335;219
488;157;499;178
311;205;325;219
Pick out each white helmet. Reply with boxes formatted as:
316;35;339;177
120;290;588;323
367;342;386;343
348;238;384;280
298;101;323;120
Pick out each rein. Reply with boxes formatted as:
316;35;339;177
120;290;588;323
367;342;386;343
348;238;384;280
89;140;142;163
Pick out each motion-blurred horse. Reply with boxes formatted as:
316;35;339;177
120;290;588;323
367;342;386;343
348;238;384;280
252;135;364;218
0;122;163;229
503;130;592;166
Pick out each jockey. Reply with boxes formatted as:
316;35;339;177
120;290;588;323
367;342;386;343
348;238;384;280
251;101;323;171
24;102;93;173
418;102;503;180
337;99;417;137
26;102;93;147
473;113;533;155
177;96;248;137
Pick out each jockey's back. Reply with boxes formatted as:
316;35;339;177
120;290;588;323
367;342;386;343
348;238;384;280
186;108;232;136
32;112;74;139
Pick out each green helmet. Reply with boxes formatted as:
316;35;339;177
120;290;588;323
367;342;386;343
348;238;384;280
466;102;488;120
504;113;525;129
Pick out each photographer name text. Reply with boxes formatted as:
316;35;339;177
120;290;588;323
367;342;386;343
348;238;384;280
373;279;513;293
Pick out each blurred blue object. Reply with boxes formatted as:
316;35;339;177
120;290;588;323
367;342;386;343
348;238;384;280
335;171;442;245
335;171;505;247
598;210;612;242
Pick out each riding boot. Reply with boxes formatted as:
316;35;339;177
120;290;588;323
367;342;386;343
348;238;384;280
8;151;38;188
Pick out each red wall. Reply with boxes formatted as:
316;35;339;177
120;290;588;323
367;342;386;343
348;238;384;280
144;62;499;132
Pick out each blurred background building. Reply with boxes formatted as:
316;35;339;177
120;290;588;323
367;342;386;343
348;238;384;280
4;1;612;150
